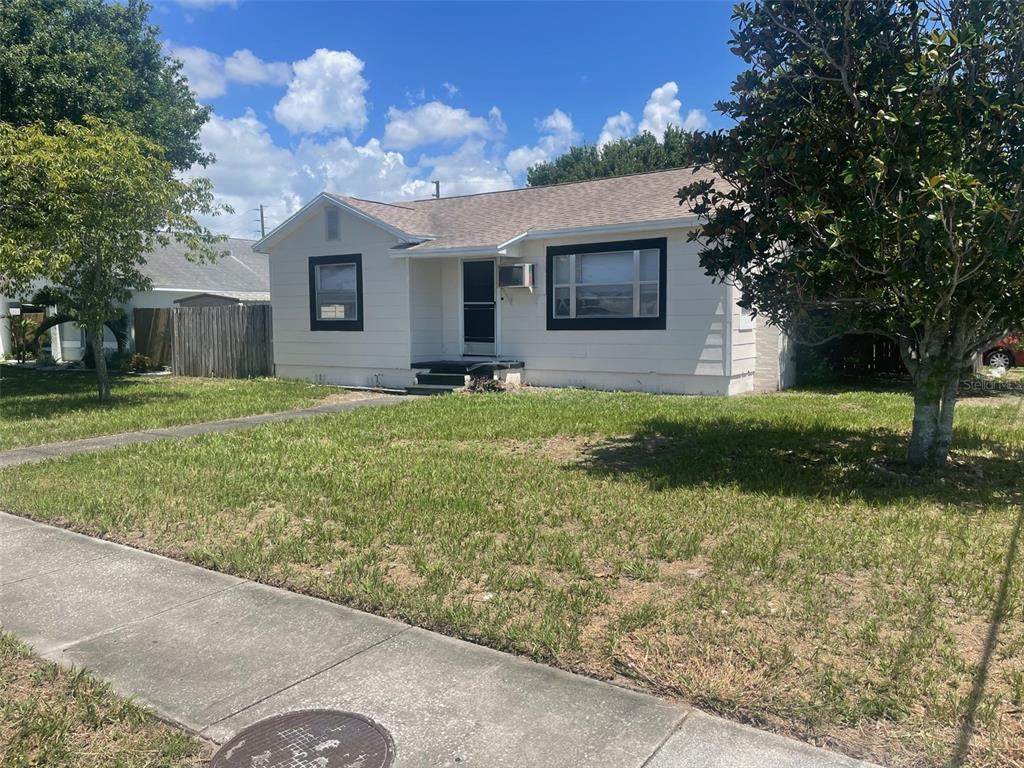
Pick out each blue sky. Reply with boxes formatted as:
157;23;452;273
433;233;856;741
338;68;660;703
155;1;743;237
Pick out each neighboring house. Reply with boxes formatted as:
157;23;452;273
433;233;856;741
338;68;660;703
40;238;264;362
173;292;269;308
252;168;795;394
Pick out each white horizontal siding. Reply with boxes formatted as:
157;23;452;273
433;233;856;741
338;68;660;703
524;369;732;395
276;364;415;390
495;228;731;382
267;201;411;384
753;316;798;391
267;209;776;395
410;259;444;360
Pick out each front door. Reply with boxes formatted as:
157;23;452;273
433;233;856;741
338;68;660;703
462;259;496;355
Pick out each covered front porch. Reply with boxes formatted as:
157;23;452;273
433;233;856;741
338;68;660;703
407;252;533;383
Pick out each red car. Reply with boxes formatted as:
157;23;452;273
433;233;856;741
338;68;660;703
983;334;1024;369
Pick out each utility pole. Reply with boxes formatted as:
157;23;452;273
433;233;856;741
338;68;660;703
432;180;440;199
253;204;266;238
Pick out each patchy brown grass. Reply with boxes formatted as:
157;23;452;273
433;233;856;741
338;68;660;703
317;390;380;406
0;632;206;767
3;386;1023;767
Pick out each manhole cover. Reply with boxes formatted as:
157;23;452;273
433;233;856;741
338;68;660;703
211;710;395;768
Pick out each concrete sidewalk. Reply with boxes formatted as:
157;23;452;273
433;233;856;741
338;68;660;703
0;512;876;768
0;393;410;468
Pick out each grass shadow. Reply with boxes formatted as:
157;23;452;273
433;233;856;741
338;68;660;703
949;502;1024;766
575;416;1023;506
0;366;189;421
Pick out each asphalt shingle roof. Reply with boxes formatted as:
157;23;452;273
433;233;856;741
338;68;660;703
332;167;721;252
142;238;266;292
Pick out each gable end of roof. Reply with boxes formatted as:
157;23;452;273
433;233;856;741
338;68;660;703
254;193;430;253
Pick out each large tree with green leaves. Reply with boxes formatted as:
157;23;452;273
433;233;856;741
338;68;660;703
0;119;225;399
528;126;697;186
679;0;1024;469
0;0;210;171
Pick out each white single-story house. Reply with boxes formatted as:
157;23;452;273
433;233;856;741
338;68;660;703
254;167;795;395
0;238;265;362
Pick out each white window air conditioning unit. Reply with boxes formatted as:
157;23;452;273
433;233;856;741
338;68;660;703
498;263;534;288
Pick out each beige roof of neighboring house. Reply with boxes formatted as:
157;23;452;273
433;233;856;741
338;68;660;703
330;167;720;252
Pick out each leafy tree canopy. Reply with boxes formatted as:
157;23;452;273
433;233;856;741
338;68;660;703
679;0;1024;468
0;0;210;171
0;119;226;398
527;126;697;186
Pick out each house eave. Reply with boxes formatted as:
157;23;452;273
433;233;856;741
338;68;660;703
388;244;504;259
387;216;701;259
496;216;701;250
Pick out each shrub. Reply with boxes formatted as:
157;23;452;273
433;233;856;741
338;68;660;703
7;314;40;362
126;353;153;373
464;375;506;393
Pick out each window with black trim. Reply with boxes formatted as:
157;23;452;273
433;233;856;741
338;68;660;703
546;238;667;330
309;254;363;331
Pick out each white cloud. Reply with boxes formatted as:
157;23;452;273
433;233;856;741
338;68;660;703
505;108;580;178
167;44;227;99
187;76;714;237
224;49;292;86
382;101;502;150
183;111;305;236
597;111;635;147
165;44;291;99
442;81;459;97
595;82;710;144
539;109;574;136
639;81;683;137
417;139;514;197
488;106;507;136
187;112;513;236
681;108;711;132
273;49;369;135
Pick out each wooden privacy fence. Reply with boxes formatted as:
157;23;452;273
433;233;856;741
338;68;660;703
172;304;273;378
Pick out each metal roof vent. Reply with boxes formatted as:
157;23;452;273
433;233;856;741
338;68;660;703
211;710;395;768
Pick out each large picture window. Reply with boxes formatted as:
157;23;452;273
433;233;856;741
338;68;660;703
546;238;667;330
309;254;363;331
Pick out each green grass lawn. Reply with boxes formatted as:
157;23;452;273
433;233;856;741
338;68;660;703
0;364;339;450
1;386;1021;767
0;632;205;767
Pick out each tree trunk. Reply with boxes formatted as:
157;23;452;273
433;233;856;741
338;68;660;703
87;328;111;401
933;373;960;464
907;362;960;470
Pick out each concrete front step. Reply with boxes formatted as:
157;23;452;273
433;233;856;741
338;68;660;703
406;384;459;395
415;372;468;386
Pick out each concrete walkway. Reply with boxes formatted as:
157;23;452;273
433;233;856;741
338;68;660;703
0;513;876;767
0;394;410;468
